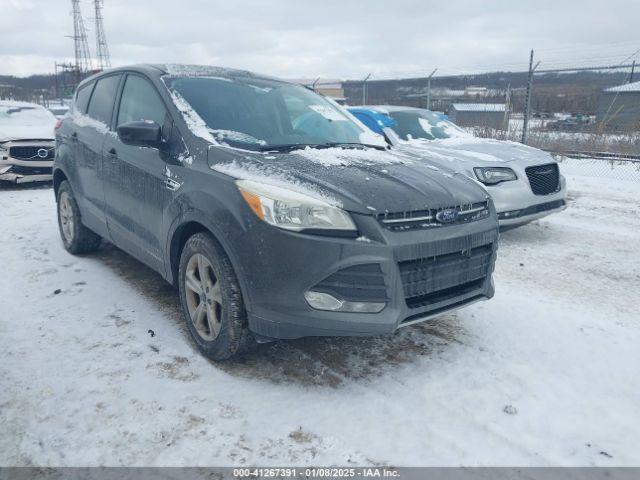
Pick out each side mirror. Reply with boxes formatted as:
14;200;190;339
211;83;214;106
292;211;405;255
382;127;399;147
117;121;161;148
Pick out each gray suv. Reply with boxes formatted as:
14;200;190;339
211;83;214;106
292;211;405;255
54;64;499;360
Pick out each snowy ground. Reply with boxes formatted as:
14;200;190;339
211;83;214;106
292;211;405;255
1;160;639;467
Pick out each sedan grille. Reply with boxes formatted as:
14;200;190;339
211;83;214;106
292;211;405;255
377;201;489;231
8;146;55;161
525;163;560;195
399;244;493;309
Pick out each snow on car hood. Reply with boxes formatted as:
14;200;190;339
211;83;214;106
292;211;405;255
0;124;55;142
209;145;489;214
401;136;556;170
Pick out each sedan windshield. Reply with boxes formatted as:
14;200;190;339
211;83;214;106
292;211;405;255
166;76;380;151
388;109;467;141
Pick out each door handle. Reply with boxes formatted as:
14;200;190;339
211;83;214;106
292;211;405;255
164;177;181;191
70;132;78;142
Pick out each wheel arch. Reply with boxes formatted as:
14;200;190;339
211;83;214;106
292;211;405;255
166;216;250;311
52;168;69;197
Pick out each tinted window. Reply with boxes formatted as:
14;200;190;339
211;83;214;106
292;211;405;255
75;83;94;114
86;75;121;126
117;75;167;127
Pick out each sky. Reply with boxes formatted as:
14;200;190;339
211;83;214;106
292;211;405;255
1;0;639;79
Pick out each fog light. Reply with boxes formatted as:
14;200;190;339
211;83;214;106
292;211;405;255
498;209;522;219
304;291;386;313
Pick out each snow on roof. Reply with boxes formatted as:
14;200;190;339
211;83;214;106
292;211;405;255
451;103;506;112
604;80;640;93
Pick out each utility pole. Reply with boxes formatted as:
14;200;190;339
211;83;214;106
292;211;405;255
362;73;371;105
94;0;111;70
521;50;540;144
426;68;437;110
70;0;92;74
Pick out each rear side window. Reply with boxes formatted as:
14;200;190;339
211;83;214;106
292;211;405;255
117;75;167;127
74;83;94;114
86;75;121;126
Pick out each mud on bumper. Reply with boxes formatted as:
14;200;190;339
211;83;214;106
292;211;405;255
243;214;499;340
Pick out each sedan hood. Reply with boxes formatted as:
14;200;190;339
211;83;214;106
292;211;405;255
209;145;489;214
0;125;55;142
402;136;556;169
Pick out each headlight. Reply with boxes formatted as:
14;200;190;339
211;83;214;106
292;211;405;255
236;179;357;234
474;167;517;185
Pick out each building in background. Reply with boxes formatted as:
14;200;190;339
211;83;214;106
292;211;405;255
448;103;509;130
596;81;640;131
291;78;345;103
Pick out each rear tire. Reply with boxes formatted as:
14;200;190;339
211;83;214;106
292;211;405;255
56;180;102;254
178;232;253;360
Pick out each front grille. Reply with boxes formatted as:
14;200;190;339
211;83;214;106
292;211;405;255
399;244;493;309
9;145;55;161
377;201;489;231
7;165;53;175
526;163;560;195
312;263;388;302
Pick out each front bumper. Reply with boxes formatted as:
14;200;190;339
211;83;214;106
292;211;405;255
0;141;54;183
235;211;498;340
488;174;567;228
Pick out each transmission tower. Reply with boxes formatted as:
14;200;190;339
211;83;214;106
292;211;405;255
93;0;111;70
70;0;92;73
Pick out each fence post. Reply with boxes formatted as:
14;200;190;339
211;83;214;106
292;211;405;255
521;50;535;144
362;73;371;105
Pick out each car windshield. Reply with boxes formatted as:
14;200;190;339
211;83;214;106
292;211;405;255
165;76;382;151
0;105;56;126
387;109;467;141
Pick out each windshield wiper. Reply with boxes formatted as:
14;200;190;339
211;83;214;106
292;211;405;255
318;142;386;151
259;144;323;152
259;142;385;153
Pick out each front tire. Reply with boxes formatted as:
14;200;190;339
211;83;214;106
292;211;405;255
56;180;102;254
178;232;253;360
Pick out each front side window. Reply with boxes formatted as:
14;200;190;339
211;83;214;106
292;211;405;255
389;109;467;141
117;75;167;127
86;75;121;126
165;76;375;151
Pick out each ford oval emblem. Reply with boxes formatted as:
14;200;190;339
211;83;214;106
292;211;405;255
37;148;49;158
436;208;458;223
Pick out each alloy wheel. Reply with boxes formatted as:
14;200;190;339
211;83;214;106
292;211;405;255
184;253;223;341
59;192;75;244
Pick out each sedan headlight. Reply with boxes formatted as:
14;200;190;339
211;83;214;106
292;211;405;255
236;179;357;234
474;167;517;185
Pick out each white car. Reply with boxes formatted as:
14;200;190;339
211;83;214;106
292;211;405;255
0;100;57;183
350;105;568;229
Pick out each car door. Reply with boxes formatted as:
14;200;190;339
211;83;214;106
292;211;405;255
103;73;176;272
72;74;122;237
